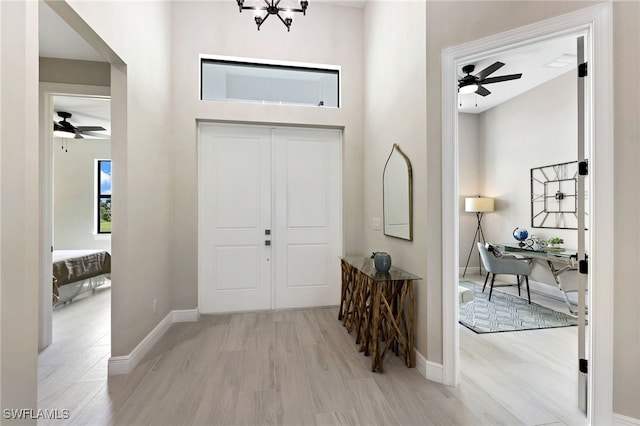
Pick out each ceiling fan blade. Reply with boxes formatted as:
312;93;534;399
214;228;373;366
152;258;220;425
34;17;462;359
74;133;84;139
475;61;505;80
481;73;523;85
476;86;491;97
80;131;111;139
76;126;106;132
53;122;75;134
57;121;77;131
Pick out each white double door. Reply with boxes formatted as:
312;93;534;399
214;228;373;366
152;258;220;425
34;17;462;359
198;123;342;313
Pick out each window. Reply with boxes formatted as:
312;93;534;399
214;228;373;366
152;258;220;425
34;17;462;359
201;57;340;107
97;160;111;234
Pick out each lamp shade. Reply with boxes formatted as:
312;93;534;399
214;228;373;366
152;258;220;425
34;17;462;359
465;197;494;213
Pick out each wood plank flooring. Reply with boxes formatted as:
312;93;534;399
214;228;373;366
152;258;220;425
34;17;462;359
38;277;587;425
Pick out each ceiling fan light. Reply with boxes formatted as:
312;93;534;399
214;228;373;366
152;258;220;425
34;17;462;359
53;129;75;139
459;83;478;95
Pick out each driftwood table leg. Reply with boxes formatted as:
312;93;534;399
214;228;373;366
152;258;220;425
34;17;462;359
407;280;415;367
358;277;372;355
370;281;382;372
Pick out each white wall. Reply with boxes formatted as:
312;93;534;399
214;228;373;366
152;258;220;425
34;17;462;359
480;70;577;250
39;57;110;86
169;1;364;310
61;0;174;358
477;70;579;287
0;0;39;415
458;113;481;272
612;1;640;418
53;138;111;251
363;1;427;355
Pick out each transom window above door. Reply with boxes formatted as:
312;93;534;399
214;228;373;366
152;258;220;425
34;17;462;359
200;56;340;108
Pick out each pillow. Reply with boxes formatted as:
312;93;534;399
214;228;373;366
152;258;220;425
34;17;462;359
485;243;503;258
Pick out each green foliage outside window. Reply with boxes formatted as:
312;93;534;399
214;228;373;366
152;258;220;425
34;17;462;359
98;160;111;233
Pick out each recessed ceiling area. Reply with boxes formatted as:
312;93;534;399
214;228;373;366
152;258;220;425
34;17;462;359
458;34;578;114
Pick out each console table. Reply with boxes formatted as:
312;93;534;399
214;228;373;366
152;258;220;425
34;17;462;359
339;256;421;372
501;243;580;313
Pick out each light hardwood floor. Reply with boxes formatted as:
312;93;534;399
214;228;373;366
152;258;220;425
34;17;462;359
38;278;587;426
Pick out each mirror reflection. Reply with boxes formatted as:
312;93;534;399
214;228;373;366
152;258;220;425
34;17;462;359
383;144;413;240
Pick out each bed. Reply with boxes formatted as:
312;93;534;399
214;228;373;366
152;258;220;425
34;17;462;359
52;250;111;305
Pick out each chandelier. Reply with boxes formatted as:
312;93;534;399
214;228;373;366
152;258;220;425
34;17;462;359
236;0;309;32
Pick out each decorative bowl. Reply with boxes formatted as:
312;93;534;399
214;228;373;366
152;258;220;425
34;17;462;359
373;252;392;273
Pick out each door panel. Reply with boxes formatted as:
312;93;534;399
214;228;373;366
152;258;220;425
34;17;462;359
198;124;272;313
215;246;259;290
286;244;328;287
274;128;342;309
214;138;261;229
286;140;329;228
576;34;589;414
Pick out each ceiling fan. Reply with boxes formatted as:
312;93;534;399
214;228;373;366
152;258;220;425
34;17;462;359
458;61;522;96
53;111;107;139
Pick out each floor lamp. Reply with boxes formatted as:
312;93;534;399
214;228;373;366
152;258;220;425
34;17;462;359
462;196;495;277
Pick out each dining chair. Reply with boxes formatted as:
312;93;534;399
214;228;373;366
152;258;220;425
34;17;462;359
477;242;531;303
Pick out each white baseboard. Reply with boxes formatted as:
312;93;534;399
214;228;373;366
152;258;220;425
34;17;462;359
415;349;444;384
426;360;444;383
458;266;481;276
614;413;640;426
173;308;199;323
414;350;427;378
108;307;199;375
459;273;577;305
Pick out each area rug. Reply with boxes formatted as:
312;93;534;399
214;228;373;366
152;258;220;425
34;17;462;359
459;281;578;334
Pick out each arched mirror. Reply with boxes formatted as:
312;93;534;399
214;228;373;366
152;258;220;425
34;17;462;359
383;144;413;240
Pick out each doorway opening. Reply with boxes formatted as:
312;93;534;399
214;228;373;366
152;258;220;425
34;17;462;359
37;0;127;414
456;30;587;424
39;88;113;408
441;4;614;424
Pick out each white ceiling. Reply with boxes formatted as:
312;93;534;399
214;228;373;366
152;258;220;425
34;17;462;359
316;0;367;7
39;2;105;62
40;3;111;137
52;95;111;138
39;1;577;120
458;34;577;114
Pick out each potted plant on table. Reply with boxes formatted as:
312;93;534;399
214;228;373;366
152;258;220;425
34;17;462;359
546;237;564;251
547;237;564;246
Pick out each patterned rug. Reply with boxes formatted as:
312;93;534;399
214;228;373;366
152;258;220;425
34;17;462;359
459;281;578;334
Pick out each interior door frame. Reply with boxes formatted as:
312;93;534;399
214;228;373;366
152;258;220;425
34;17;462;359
441;4;613;424
38;83;111;350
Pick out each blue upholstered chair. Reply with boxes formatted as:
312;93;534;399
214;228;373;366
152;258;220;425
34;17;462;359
477;242;531;303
